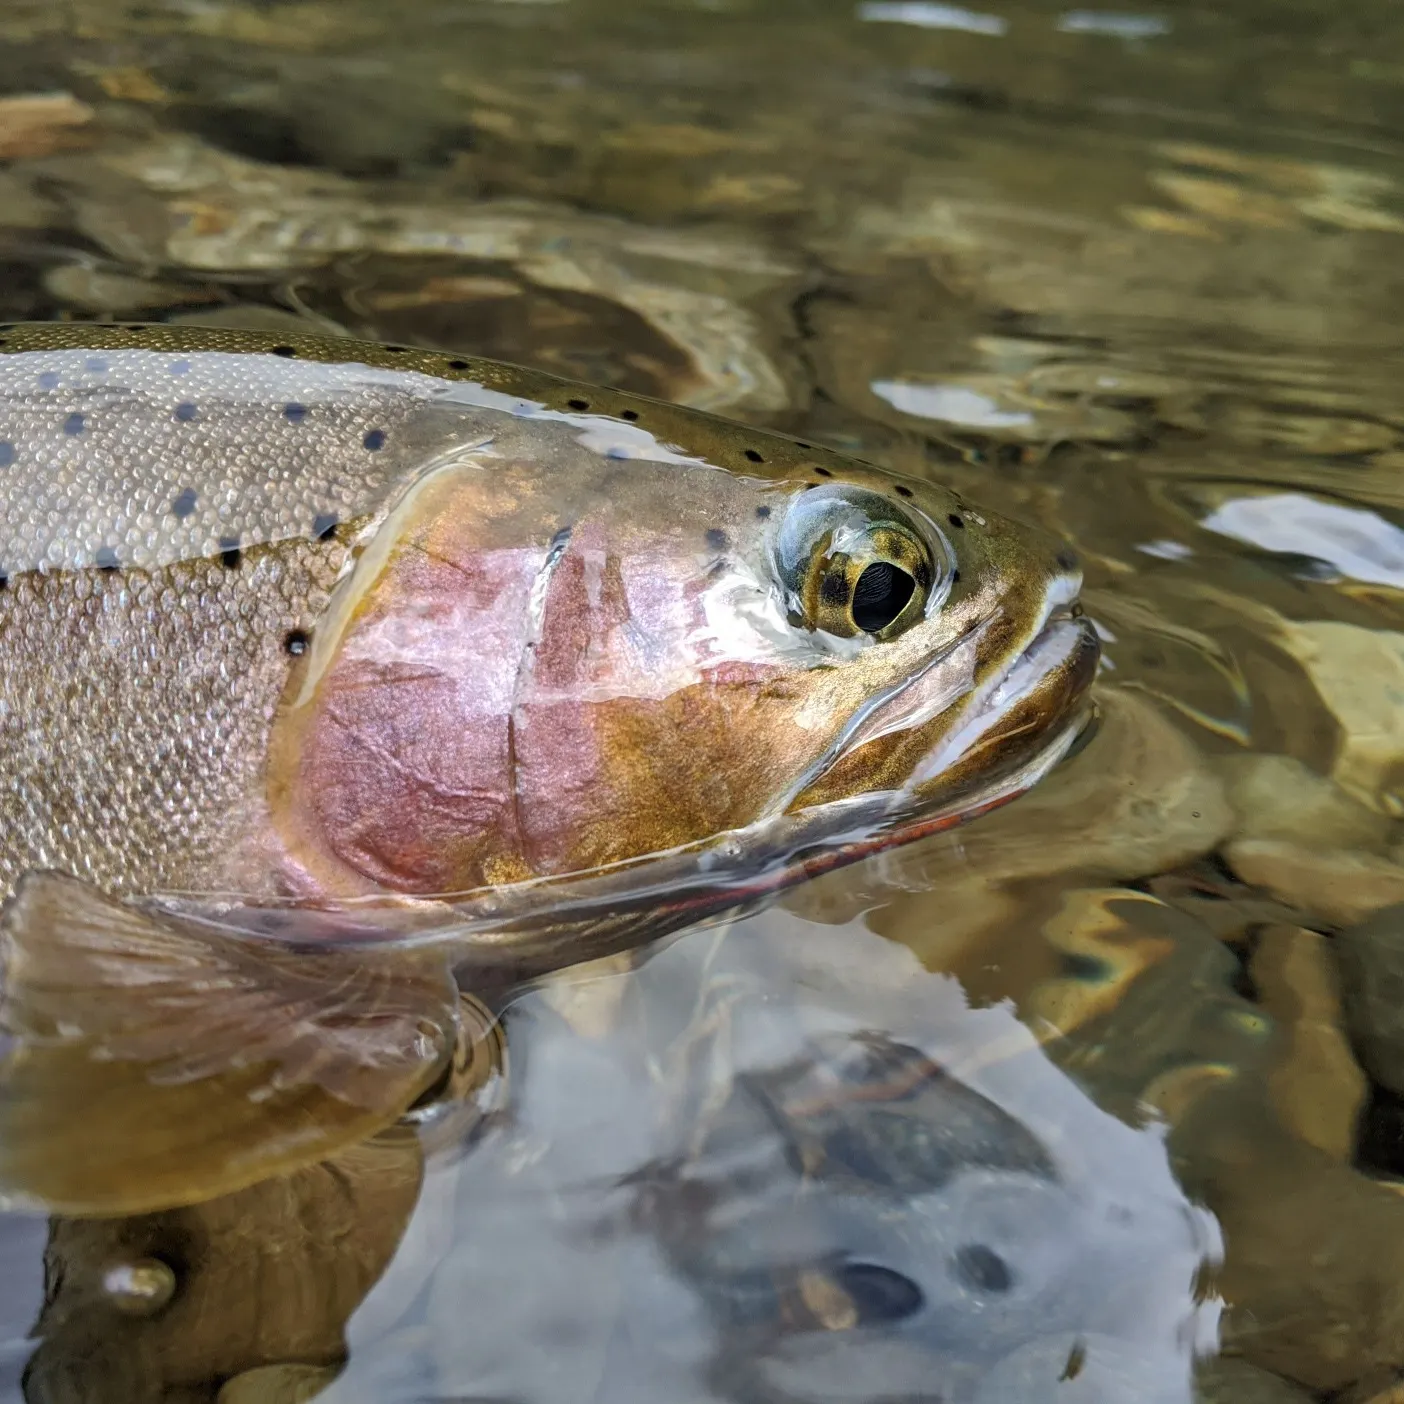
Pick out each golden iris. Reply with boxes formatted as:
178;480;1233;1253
774;486;945;640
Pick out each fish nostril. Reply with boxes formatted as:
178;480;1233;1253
832;1263;926;1324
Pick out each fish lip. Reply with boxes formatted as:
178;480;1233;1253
784;566;1093;808
766;606;1002;816
972;606;1092;725
904;604;1100;794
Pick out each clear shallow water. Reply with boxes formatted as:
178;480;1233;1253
4;1;1404;1399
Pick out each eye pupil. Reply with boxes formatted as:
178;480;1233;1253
851;561;916;634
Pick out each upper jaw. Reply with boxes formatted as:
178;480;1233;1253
768;566;1093;816
906;607;1098;792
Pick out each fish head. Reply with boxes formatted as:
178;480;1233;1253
269;400;1097;902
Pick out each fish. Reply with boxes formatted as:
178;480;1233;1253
0;321;1098;1215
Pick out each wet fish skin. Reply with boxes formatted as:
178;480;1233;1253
0;321;1096;1216
0;321;1089;908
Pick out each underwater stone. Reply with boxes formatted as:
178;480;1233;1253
1220;753;1394;854
1193;1356;1315;1403
1249;924;1365;1159
1335;904;1404;1098
216;1363;339;1404
1225;840;1404;928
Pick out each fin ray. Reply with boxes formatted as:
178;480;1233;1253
0;872;460;1215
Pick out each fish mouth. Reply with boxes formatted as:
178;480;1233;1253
781;566;1101;819
904;605;1101;801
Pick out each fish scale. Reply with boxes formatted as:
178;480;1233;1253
0;348;448;577
0;541;343;899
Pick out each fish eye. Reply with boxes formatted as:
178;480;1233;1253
772;486;946;641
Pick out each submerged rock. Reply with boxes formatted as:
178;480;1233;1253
218;1364;339;1404
1220;752;1394;853
1193;1356;1315;1403
1174;1092;1404;1392
1225;840;1404;927
33;133;797;414
1249;924;1366;1159
1335;904;1404;1098
24;1136;423;1403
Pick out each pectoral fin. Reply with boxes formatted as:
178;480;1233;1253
0;872;462;1216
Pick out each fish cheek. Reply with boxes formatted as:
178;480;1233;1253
793;725;935;809
288;662;518;894
267;535;530;897
510;670;829;872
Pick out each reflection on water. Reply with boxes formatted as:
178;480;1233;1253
4;0;1404;1398
19;917;1219;1403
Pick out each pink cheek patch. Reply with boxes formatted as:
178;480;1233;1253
293;544;538;893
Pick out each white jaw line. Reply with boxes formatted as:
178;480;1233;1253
761;613;995;819
908;574;1085;789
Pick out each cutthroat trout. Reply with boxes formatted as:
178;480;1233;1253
0;322;1097;1214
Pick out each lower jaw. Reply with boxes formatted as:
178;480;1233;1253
901;612;1101;802
906;695;1094;832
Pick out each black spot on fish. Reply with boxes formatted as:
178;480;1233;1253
174;402;198;423
313;513;338;541
621;409;639;422
63;412;85;436
385;345;410;354
820;573;849;607
894;484;913;498
796;441;813;449
951;568;961;584
284;629;310;656
743;448;765;464
283;402;308;423
1056;548;1079;572
95;547;120;571
1061;951;1110;982
834;1264;925;1324
447;358;470;371
953;1244;1013;1294
705;528;729;551
0;442;14;468
171;488;198;519
755;504;771;519
0;573;7;590
567;398;590;412
812;465;832;478
948;513;964;529
219;537;242;570
363;429;386;451
271;345;297;358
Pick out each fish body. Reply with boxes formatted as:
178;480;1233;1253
0;322;1098;1214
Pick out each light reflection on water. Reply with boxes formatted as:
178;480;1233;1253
228;915;1219;1403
